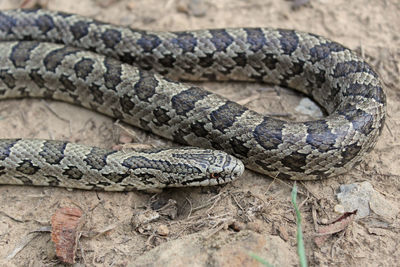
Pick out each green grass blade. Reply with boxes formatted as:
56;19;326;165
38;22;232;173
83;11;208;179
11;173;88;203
291;183;307;267
248;252;274;267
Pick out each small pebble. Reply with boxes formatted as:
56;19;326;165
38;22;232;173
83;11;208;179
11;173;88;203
229;221;244;232
119;134;133;144
334;204;345;214
157;225;169;236
320;218;328;224
247;219;263;233
131;210;160;229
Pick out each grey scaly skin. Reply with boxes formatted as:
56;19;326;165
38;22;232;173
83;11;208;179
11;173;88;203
0;139;244;191
0;9;386;190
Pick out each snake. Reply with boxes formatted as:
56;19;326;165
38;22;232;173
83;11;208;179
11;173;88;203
0;9;386;191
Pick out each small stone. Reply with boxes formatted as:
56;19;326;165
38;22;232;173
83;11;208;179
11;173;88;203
176;2;189;13
188;0;207;17
126;1;135;10
131;210;160;229
229;221;244;232
119;134;133;144
277;225;289;242
157;225;169;236
369;190;399;222
320;218;328;224
336;181;398;221
247;219;263;233
176;0;207;17
334;204;345;214
295;97;323;118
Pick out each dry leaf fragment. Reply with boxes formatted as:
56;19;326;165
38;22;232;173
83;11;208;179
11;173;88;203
51;207;84;264
314;211;356;247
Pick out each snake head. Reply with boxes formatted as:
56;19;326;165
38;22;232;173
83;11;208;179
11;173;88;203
171;148;245;188
119;147;244;190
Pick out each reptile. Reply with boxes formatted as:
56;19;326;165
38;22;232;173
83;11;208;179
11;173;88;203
0;9;386;190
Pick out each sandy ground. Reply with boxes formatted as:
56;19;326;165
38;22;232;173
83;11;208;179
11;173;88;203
0;0;398;266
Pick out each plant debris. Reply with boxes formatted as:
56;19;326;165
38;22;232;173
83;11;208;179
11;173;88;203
51;207;84;264
314;211;356;247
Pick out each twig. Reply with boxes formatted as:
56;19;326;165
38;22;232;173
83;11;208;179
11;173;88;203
185;197;193;219
6;226;51;260
41;100;70;123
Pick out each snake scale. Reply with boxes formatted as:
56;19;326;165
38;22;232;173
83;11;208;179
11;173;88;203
0;9;386;191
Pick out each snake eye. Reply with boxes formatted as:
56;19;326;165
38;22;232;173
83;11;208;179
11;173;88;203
210;173;220;179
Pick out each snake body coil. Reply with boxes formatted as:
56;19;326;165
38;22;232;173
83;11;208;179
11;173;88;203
0;9;386;190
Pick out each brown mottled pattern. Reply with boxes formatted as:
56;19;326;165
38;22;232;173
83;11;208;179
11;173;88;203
0;9;387;190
